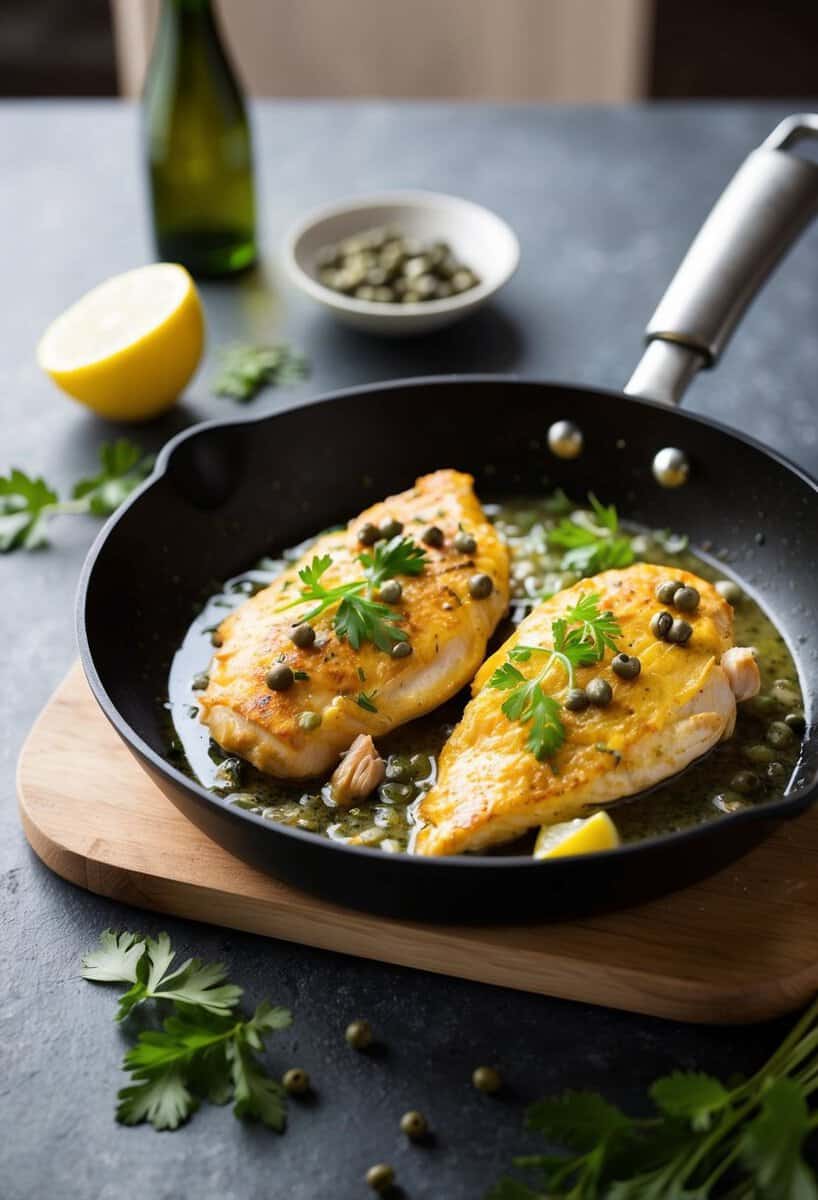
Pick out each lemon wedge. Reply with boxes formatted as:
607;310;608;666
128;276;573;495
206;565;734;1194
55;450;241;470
37;263;204;422
533;811;620;859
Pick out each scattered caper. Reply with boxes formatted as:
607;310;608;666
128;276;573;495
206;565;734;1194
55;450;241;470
282;1068;310;1095
472;1065;502;1094
468;573;494;599
366;1163;395;1193
379;516;403;539
291;622;316;648
611;653;641;680
785;712;807;736
297;711;322;732
656;579;683;604
767;721;795;748
422;525;444;548
453;530;478;555
767;761;787;780
386;755;412;782
318;227;480;305
191;671;210;691
378;579;402;604
730;770;759;795
743;743;776;765
266;664;294;691
358;522;380;546
715;579;743;605
586;678;613;707
381;782;415;804
651;610;674;640
667;618;693;645
346;1019;374;1049
400;1110;428;1139
564;687;589;712
391;640;413;659
673;585;700;613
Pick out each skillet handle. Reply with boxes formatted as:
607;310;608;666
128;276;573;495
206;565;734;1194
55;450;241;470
626;114;818;406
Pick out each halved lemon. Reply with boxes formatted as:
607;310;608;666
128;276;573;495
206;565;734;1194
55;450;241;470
37;263;204;422
533;811;620;859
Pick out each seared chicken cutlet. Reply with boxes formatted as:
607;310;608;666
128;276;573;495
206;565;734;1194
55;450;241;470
199;470;509;778
414;563;759;856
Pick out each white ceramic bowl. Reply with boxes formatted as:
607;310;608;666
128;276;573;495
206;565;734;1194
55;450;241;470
284;191;520;336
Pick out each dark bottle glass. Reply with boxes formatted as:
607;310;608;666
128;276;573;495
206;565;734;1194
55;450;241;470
143;0;256;276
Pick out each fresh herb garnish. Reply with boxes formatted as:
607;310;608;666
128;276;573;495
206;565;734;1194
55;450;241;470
0;439;153;552
279;535;426;653
487;594;621;764
213;342;308;403
548;493;635;575
82;930;291;1132
355;690;379;713
489;995;818;1198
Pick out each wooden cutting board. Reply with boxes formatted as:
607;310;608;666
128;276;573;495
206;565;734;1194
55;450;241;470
18;663;818;1025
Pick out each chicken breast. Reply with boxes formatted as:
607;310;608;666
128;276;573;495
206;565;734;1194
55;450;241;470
413;563;760;856
199;470;509;778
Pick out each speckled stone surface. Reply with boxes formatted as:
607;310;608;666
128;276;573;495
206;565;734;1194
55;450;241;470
2;100;817;1200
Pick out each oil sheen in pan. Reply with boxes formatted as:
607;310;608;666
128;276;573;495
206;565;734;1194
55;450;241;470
165;495;805;855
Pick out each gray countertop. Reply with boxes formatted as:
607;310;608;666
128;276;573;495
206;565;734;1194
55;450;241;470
2;99;817;1200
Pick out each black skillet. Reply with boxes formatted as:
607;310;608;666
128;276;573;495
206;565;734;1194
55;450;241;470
78;115;818;921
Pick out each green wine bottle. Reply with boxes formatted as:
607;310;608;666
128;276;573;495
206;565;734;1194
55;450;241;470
143;0;256;277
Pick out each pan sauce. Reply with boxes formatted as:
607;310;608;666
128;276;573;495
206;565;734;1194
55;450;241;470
166;496;804;855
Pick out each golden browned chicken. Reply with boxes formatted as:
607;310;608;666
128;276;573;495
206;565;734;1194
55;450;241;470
413;563;759;856
199;470;509;778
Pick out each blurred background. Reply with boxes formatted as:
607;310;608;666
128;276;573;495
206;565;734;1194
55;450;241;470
3;0;817;102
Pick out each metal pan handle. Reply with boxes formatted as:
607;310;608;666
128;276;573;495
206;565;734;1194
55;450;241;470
626;115;818;406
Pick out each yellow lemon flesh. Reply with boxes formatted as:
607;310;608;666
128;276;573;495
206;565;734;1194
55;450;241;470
533;811;620;860
37;263;204;422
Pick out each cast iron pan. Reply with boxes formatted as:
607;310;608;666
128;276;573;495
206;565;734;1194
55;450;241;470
78;116;818;921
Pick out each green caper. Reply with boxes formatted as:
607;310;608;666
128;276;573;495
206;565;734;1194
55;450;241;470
785;712;807;736
386;755;412;782
297;711;322;732
191;671;210;691
651;610;673;640
564;687;589;712
402;290;422;304
345;1018;374;1049
454;530;478;554
673;586;700;613
366;1163;395;1193
656;579;683;604
472;1065;502;1094
355;285;376;301
586;678;613;707
452;269;478;293
409;752;432;778
379;516;404;539
378;579;402;604
749;694;777;717
373;286;395;303
381;782;414;804
391;640;413;659
282;1068;310;1095
743;743;776;765
400;1110;428;1139
358;521;380;545
266;664;294;691
468;573;494;599
715;579;743;605
291;622;316;648
422;525;444;547
767;721;795;748
436;281;454;299
767;761;787;780
611;653;641;680
730;770;759;795
667;618;693;645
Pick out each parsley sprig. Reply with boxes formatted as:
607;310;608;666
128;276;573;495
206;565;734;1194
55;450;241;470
82;930;291;1132
548;493;635;575
213;342;308;403
489;995;818;1199
0;439;153;552
279;534;427;653
487;594;622;763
